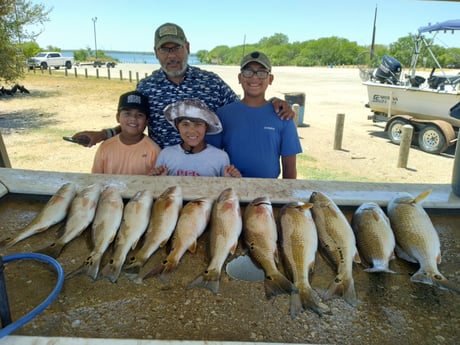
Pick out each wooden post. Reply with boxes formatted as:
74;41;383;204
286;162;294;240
107;68;111;80
119;70;123;81
0;132;12;168
293;104;299;127
129;71;132;83
65;68;68;77
397;124;413;168
96;69;99;79
136;72;139;83
84;68;88;79
333;113;345;150
75;68;79;78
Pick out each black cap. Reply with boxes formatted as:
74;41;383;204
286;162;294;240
118;91;149;114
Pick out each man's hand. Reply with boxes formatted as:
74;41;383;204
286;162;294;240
271;98;295;120
72;130;106;147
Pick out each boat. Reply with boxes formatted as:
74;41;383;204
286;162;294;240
361;19;460;154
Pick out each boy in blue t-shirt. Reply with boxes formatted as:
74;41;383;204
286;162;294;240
208;51;302;179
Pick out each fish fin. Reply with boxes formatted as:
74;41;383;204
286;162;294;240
289;292;303;319
264;272;297;299
37;241;65;259
159;239;169;248
187;269;220;295
413;189;432;204
299;203;314;211
394;245;418;263
436;252;442;265
353;250;361;264
187;241;198;254
324;274;358;307
229;242;238;255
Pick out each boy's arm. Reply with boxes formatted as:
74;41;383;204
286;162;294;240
281;155;297;179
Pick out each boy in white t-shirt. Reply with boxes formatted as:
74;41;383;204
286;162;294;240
92;91;161;175
151;99;240;177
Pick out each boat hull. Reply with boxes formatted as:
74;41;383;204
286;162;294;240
363;81;460;128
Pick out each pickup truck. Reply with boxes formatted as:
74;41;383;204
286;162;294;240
27;52;74;70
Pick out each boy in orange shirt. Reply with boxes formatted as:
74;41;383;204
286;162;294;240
92;91;161;175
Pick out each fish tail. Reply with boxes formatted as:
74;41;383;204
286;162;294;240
264;271;298;299
297;283;324;316
187;268;220;295
65;256;101;281
363;267;397;274
85;255;103;281
100;259;123;283
0;237;17;251
325;275;358;307
411;269;460;295
37;241;65;259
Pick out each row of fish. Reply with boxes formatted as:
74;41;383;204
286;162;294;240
1;182;458;318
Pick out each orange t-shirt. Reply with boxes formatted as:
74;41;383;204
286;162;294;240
92;135;161;175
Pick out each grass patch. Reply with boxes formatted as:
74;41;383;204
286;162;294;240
296;153;371;181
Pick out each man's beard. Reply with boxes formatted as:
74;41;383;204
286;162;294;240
162;55;189;78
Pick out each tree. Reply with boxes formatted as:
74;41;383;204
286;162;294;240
0;0;51;83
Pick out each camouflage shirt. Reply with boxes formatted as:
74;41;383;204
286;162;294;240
136;65;238;148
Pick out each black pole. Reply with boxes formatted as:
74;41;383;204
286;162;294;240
0;256;12;328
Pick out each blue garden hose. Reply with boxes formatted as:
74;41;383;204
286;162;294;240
0;252;64;339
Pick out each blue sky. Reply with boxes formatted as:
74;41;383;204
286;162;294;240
31;0;460;53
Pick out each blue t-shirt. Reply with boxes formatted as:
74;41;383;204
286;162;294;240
136;65;238;148
208;101;302;178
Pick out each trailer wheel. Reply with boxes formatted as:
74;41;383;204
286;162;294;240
40;62;48;70
65;61;72;69
387;119;409;145
417;124;447;154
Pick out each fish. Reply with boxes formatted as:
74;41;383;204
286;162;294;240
387;189;460;294
310;191;360;307
141;196;213;283
0;182;77;251
124;186;183;273
351;202;396;273
278;201;326;317
100;189;153;283
188;188;242;294
38;183;102;258
243;196;297;300
66;186;124;280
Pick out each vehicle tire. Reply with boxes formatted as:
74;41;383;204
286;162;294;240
387;119;409;145
417;124;447;154
65;61;72;69
106;62;111;68
40;62;48;70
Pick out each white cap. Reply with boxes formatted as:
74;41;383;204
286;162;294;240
164;99;222;135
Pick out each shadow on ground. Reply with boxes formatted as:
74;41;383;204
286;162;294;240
0;110;57;134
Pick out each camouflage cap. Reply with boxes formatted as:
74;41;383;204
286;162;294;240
240;51;271;71
155;23;187;48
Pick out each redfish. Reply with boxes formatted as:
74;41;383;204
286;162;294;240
0;182;76;251
310;191;360;307
244;196;297;299
100;190;153;283
188;188;242;294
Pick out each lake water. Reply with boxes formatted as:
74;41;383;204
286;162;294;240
61;50;201;65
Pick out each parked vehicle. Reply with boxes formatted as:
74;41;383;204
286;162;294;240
27;52;74;70
360;19;460;154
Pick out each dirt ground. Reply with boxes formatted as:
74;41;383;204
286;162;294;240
0;64;458;183
0;65;459;344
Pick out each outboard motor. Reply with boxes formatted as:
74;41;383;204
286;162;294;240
374;55;402;84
